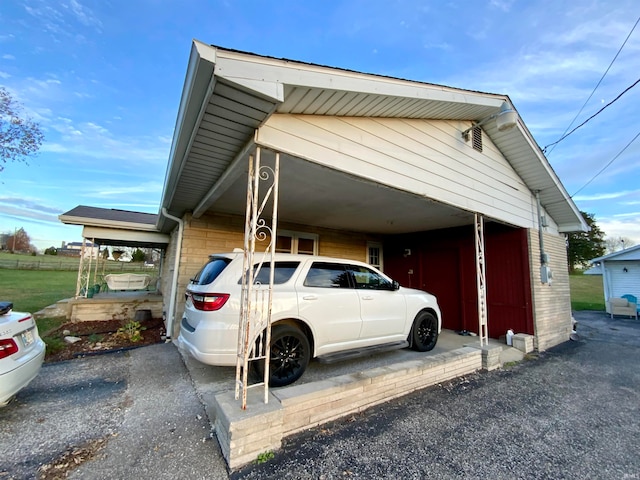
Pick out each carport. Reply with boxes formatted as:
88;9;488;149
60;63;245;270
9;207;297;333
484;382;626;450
158;41;586;350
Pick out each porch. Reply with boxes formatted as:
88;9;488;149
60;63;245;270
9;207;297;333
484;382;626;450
37;291;164;323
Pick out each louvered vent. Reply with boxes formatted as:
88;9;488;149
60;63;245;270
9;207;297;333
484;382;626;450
472;126;482;152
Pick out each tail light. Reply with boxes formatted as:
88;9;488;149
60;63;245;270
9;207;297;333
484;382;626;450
188;292;230;311
0;338;19;359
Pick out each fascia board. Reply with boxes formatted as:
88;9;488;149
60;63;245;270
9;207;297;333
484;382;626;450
213;50;502;108
158;40;218;229
82;226;169;245
59;215;158;232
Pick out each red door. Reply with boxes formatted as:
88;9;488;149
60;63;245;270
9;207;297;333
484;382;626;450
420;247;463;332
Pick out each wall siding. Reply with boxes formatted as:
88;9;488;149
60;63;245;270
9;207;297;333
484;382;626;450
602;260;640;301
528;229;572;351
257;115;541;230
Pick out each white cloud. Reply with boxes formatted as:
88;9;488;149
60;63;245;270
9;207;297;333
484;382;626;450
574;190;638;202
2;54;15;60
0;71;9;79
67;0;103;29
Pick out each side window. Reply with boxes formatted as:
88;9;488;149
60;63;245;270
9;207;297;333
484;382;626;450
348;265;393;290
240;262;300;285
304;262;351;288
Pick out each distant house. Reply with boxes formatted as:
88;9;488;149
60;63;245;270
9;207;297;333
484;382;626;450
590;245;640;302
0;233;9;250
57;241;99;259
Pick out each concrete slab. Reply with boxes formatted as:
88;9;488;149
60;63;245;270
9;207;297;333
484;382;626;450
178;329;527;469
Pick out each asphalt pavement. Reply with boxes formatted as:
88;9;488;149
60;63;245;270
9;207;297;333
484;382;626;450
1;311;639;479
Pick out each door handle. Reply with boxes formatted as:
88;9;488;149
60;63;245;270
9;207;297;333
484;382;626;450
361;295;374;300
302;295;317;300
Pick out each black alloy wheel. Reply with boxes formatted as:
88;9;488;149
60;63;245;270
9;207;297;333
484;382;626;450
263;325;311;387
410;311;439;352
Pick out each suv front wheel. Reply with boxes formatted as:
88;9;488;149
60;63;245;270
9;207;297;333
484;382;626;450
257;325;311;387
410;311;438;352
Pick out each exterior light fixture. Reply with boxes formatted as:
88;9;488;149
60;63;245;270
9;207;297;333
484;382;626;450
624;267;628;273
462;101;518;141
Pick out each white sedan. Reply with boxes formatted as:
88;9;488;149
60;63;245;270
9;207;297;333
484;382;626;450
0;302;46;407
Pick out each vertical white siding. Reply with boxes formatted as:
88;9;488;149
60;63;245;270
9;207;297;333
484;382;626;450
603;260;640;300
257;114;541;229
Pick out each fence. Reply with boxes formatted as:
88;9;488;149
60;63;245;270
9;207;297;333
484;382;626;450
0;259;158;273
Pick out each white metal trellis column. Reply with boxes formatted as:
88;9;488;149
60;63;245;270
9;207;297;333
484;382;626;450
474;214;488;347
75;237;94;298
235;147;280;409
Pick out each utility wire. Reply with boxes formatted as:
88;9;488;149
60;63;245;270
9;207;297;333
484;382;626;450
545;130;640;207
544;15;640;155
542;76;640;152
570;130;640;198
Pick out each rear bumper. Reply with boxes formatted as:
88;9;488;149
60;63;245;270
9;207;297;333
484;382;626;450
0;340;45;405
177;317;237;366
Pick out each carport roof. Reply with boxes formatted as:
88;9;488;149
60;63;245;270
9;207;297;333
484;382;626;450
158;41;587;235
59;206;169;248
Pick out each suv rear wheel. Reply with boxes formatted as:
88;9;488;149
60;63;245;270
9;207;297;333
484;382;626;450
257;325;311;387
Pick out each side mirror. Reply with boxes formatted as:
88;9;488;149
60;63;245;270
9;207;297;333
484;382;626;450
392;280;400;291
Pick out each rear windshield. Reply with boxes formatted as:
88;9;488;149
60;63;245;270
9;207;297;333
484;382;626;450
239;261;300;285
191;258;231;286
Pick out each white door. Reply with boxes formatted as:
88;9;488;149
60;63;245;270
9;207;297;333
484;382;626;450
349;265;407;341
296;262;361;355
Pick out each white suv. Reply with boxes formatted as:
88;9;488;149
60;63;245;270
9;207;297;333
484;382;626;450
178;253;441;386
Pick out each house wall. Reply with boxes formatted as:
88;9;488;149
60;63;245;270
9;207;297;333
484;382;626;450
163;212;572;350
383;223;533;338
528;229;572;351
164;211;379;338
602;260;640;301
257;115;548;233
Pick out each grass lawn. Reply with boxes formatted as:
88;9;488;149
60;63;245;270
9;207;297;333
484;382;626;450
0;269;77;314
569;273;605;311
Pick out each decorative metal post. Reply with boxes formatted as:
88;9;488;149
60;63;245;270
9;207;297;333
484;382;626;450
235;147;280;409
474;214;488;347
75;237;94;298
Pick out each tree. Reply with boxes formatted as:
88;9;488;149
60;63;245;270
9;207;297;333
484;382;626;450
132;248;146;262
44;246;58;255
605;236;636;254
6;227;33;253
567;211;606;272
0;87;44;172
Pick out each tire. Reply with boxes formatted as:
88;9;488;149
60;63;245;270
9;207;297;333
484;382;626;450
257;325;311;387
410;311;438;352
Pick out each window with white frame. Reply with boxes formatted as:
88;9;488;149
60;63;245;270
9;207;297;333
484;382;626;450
367;242;383;270
275;231;318;255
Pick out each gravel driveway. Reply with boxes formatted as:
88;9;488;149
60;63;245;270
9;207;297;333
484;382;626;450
233;311;640;479
1;311;638;479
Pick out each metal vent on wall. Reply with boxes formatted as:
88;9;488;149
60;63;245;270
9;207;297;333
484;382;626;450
472;126;483;152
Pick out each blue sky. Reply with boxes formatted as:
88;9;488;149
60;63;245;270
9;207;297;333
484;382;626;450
1;0;639;251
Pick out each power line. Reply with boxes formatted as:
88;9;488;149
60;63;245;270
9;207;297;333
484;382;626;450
544;15;640;155
543;129;640;208
570;130;640;199
542;76;640;152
